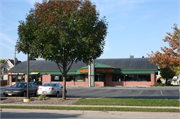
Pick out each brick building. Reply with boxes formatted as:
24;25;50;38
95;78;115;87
8;58;158;87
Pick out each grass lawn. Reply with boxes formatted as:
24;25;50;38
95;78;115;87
1;105;179;112
73;99;180;107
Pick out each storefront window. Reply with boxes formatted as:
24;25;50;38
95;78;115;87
75;75;85;82
17;76;24;82
95;74;104;82
125;75;137;82
138;74;150;82
66;75;74;82
12;75;24;82
112;75;124;82
12;76;17;82
51;75;62;82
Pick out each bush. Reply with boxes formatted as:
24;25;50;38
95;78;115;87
153;82;163;86
38;94;46;100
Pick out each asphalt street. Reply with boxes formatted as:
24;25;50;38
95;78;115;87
1;109;180;119
0;86;180;99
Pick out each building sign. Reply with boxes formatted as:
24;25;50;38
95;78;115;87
8;72;18;75
31;72;39;75
8;72;25;75
96;69;115;73
19;73;24;75
79;69;88;73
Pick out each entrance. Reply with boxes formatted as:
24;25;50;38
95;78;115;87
29;75;42;85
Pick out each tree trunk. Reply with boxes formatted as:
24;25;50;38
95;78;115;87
62;73;66;100
165;78;167;84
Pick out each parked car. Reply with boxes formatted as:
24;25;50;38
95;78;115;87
3;82;38;97
37;83;66;98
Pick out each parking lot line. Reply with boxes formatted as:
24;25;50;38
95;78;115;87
160;90;163;95
101;90;126;98
118;90;126;94
138;90;143;95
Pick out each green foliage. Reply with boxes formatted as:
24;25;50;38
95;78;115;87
38;94;47;100
160;66;175;84
17;0;108;99
16;11;38;57
0;59;6;63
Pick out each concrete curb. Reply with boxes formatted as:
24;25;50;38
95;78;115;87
1;104;180;109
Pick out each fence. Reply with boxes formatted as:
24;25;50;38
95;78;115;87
0;80;8;86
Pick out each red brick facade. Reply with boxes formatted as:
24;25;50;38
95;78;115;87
8;73;155;87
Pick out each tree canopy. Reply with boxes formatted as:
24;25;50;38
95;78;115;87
0;59;6;63
147;24;180;68
160;66;175;84
17;0;108;99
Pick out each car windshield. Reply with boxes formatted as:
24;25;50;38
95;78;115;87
11;83;27;88
42;83;56;86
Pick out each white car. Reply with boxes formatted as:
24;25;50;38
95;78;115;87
37;83;66;98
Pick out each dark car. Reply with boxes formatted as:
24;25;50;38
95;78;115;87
3;82;38;97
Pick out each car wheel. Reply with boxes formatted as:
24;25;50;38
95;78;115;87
24;92;27;97
4;94;8;97
34;92;37;97
56;92;59;98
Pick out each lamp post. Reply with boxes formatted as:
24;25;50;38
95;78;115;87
23;53;30;102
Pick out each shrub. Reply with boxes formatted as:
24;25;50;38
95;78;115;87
38;94;46;100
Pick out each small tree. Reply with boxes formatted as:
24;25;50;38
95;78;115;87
19;0;108;100
16;11;37;99
147;24;180;69
160;66;175;84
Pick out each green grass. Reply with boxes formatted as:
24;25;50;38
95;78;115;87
1;105;179;112
73;99;180;107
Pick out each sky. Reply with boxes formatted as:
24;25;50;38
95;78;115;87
0;0;179;62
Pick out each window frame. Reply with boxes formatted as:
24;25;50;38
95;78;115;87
51;75;62;82
74;74;85;82
112;74;124;82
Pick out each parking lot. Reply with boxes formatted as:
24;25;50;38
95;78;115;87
1;86;180;99
66;87;180;99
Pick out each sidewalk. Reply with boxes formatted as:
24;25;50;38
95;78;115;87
1;103;180;109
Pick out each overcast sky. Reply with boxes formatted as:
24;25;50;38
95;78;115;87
0;0;179;61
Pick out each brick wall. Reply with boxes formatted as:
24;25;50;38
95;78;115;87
151;73;155;86
42;75;51;84
95;82;104;87
9;76;12;86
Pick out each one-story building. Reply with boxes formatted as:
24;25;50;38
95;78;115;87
8;58;158;87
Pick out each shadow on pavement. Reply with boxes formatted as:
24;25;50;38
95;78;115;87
67;95;180;99
1;112;81;118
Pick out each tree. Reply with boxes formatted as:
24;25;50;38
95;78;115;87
129;55;134;58
16;11;37;99
173;66;179;75
160;66;175;84
147;24;180;84
0;59;6;63
23;0;108;100
147;24;180;69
